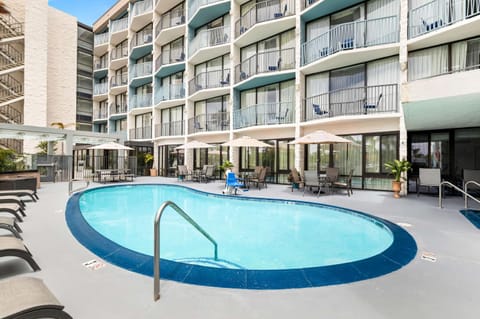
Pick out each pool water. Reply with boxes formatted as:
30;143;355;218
79;185;393;270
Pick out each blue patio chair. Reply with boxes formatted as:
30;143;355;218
313;104;328;116
224;172;245;195
363;93;383;114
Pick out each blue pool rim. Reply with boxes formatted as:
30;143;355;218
66;184;417;289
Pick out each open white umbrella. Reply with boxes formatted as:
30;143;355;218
88;142;134;150
289;130;352;145
175;140;215;150
222;136;272;148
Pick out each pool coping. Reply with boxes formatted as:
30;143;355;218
66;183;418;289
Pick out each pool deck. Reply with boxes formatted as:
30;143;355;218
1;177;479;318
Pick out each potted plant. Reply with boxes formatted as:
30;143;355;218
384;159;412;198
144;153;157;176
219;160;234;178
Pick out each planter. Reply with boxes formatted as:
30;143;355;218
392;181;402;199
150;168;158;176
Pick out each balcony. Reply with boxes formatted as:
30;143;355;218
235;47;295;85
234;0;295;47
131;0;153;31
155;120;183;137
94;32;109;56
110;17;128;44
302;84;398;122
130;126;152;140
409;0;480;39
130;31;153;59
155;8;185;45
93;108;108;121
301;16;399;66
189;26;230;63
189;69;230;96
0;14;24;40
109;103;128;117
188;112;230;134
129;93;153;110
110;46;128;70
93;82;108;97
130;61;152;87
0;44;24;72
154;49;185;78
188;0;230;28
154;83;185;104
233;101;294;129
94;58;108;79
110;75;128;94
0;74;24;105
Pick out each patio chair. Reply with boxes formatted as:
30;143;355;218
325;167;339;193
223;172;245;195
0;276;72;319
0;237;41;271
0;215;23;239
363;93;383;114
0;195;26;209
0;203;26;222
303;170;321;196
0;189;38;202
274;3;287;18
332;169;354;196
220;73;230;85
177;165;191;181
249;167;268;190
289;168;303;191
200;165;215;183
313;104;328;116
416;168;441;196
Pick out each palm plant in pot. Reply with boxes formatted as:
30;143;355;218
384;159;412;198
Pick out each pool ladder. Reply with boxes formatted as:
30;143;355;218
153;200;218;301
439;180;480;208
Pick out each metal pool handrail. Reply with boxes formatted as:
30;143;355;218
68;179;90;195
438;181;480;208
153;200;218;301
464;181;480;208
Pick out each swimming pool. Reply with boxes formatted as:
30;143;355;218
66;184;417;289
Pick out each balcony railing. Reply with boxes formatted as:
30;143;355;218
130;93;153;109
189;0;224;19
111;45;128;60
131;31;153;49
130;126;152;139
235;47;295;83
188;112;230;134
155;48;185;70
409;0;480;39
110;103;128;115
94;33;109;46
94;58;108;70
132;0;153;18
233;101;294;129
189;26;230;56
93;109;108;120
130;61;152;78
235;0;295;38
156;120;183;137
93;82;108;96
156;7;185;36
301;16;399;66
303;0;319;10
154;83;185;104
0;14;24;39
302;84;398;122
110;74;128;88
189;69;230;95
111;17;129;33
0;44;24;71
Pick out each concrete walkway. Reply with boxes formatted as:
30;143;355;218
1;177;479;318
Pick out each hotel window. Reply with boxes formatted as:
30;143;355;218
161;105;184;136
161;36;185;64
112;39;128;60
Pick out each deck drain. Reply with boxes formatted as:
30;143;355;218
421;252;437;262
83;259;106;270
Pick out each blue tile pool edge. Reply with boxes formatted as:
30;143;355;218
65;184;417;289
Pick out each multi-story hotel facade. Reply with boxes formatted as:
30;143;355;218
93;0;480;190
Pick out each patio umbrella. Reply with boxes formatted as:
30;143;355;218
175;140;215;150
289;130;352;145
222;136;272;148
88;142;134;150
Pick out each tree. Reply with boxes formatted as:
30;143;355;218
0;149;18;172
36;141;57;155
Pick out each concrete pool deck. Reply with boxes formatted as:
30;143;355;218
1;177;479;318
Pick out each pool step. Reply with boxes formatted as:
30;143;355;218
173;257;244;269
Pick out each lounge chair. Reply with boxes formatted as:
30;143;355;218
0;195;26;209
303;170;321;196
0;189;38;202
249;167;267;190
416;168;441;196
0;215;22;239
332;169;354;196
223;172;244;195
200;165;215;183
0;203;26;222
289;168;303;191
0;276;72;319
0;237;41;271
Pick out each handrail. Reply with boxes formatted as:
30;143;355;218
464;180;480;208
68;179;90;195
439;181;480;208
154;200;217;301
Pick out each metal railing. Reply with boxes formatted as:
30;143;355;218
111;17;128;33
131;0;153;18
153;200;218;301
439;181;480;208
0;74;24;103
189;26;230;56
109;103;128;115
130;61;152;78
0;104;22;124
0;14;24;38
464;180;480;208
129;126;152;139
409;0;480;39
0;44;24;70
235;0;295;38
302;84;398;121
94;32;109;47
155;120;183;137
235;47;294;83
94;58;108;70
233;101;294;129
154;83;185;104
129;93;152;109
155;46;185;71
130;30;153;49
0;138;22;153
189;69;230;95
303;0;319;9
189;0;225;20
188;112;230;133
302;15;399;66
110;74;128;88
68;179;90;195
93;82;108;96
156;7;185;36
111;45;128;60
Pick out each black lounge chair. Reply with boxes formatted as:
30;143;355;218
0;189;38;202
0;216;22;239
0;203;26;222
0;237;41;271
0;195;26;209
0;276;72;319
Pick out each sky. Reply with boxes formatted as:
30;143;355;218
48;0;118;25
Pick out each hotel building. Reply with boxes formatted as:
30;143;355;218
91;0;479;190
